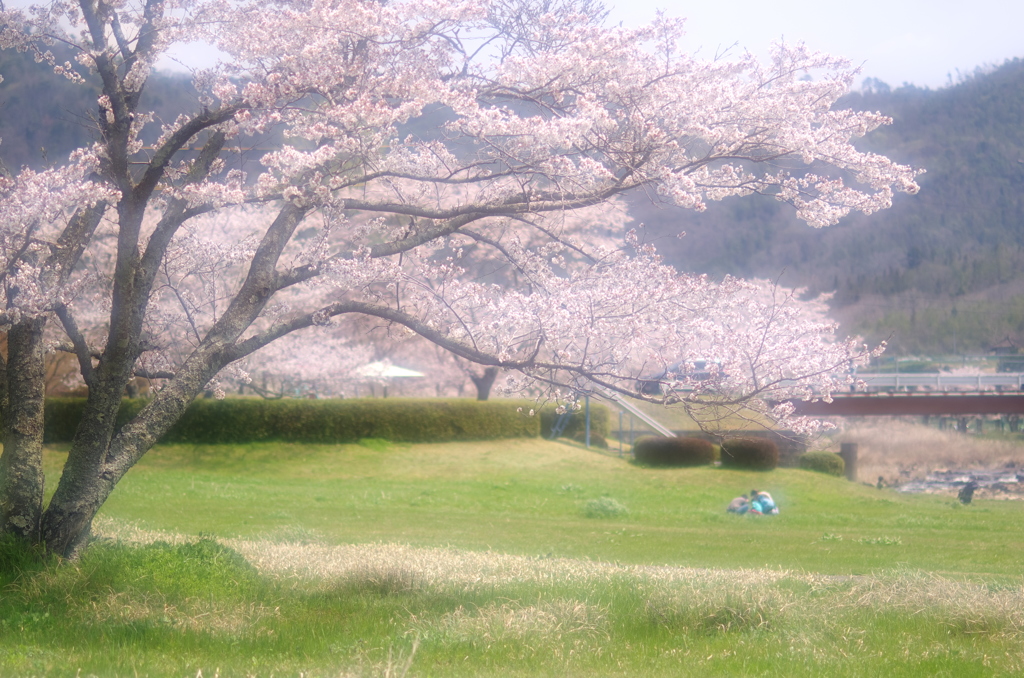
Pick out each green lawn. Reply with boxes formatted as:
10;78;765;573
1;437;1019;677
73;438;1024;577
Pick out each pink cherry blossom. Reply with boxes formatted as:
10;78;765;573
0;0;916;555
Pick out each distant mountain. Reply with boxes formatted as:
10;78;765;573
635;59;1024;355
4;47;1023;355
0;44;199;171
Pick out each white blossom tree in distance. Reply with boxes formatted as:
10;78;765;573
0;0;920;556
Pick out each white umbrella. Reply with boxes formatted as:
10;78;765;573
357;361;425;378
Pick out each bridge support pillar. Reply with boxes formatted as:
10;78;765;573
840;443;858;482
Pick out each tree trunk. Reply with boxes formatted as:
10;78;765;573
470;367;499;401
40;337;234;557
37;369;131;557
0;318;47;541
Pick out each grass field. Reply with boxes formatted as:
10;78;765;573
1;434;1022;676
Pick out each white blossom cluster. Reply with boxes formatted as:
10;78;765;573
0;0;917;428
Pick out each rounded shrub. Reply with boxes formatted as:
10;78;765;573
632;436;716;467
720;438;779;471
572;430;609;449
799;450;845;477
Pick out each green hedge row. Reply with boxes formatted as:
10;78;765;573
799;450;845;477
538;402;610;440
720;438;780;471
42;398;540;444
632;436;716;467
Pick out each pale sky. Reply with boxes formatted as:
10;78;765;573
610;0;1024;89
6;0;1022;90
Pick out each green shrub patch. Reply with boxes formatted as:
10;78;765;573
632;436;716;467
799;450;845;477
720;438;780;471
583;496;629;518
572;431;609;449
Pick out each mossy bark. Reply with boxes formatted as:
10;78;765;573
0;319;47;541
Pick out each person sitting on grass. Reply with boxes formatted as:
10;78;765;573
748;490;779;515
727;494;749;513
758;491;779;514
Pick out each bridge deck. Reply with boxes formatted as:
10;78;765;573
852;372;1024;390
790;393;1024;416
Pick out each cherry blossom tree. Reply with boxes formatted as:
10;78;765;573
0;0;919;556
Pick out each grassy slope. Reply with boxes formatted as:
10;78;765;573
45;437;1024;578
5;438;1020;677
617;397;772;432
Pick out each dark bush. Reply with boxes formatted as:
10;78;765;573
799;450;845;477
43;397;148;443
41;398;540;444
720;438;779;471
572;430;609;449
539;402;610;440
632;436;716;467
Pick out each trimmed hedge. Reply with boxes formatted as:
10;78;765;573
720;437;780;471
44;398;148;443
799;450;845;477
632;436;715;467
539;402;610;440
42;398;540;444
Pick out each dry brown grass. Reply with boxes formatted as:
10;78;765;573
86;516;1024;671
232;538;1024;643
820;418;1024;484
840;569;1024;637
215;538;800;594
84;592;279;635
644;577;794;634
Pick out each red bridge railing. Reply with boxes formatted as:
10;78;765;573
789;393;1024;416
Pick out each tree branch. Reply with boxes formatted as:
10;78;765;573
131;368;176;380
134;109;240;205
337;181;635;223
107;9;133;62
54;304;96;388
44;202;107;287
139;131;228;281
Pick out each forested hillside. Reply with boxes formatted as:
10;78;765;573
3;48;1022;355
637;59;1024;355
0;44;196;170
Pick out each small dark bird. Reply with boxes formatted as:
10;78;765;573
958;480;979;505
